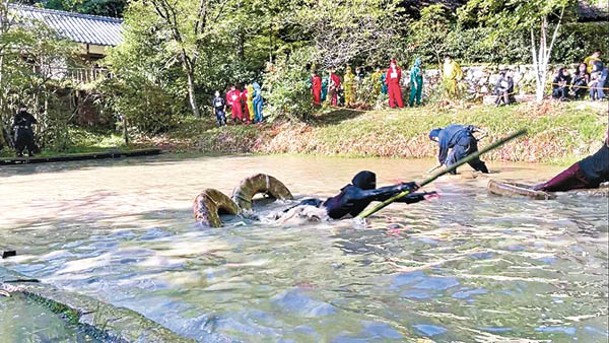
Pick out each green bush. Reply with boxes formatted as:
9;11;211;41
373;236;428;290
101;78;182;134
415;22;608;67
446;27;530;64
262;48;314;122
552;22;609;63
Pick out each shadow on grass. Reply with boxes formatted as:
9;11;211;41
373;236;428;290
309;108;368;127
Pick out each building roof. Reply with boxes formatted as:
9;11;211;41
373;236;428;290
9;4;123;47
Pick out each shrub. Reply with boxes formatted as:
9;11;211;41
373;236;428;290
262;48;315;122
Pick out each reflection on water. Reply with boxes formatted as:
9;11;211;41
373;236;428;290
0;154;607;342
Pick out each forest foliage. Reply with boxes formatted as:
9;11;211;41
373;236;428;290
1;0;608;151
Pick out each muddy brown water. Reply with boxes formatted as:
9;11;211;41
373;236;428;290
0;154;607;342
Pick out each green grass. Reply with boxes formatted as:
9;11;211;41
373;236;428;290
0;127;134;158
2;102;604;165
188;101;607;164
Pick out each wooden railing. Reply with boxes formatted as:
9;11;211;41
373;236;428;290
35;65;114;84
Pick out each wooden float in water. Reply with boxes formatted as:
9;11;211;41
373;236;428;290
231;173;293;210
487;179;555;200
487;179;609;199
0;148;162;165
193;188;240;228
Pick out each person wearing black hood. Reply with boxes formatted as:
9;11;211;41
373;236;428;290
12;105;38;157
293;171;436;220
552;67;571;101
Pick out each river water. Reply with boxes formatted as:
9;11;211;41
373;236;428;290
0;154;607;342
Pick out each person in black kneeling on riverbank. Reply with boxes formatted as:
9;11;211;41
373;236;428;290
12;105;38;157
291;171;437;220
534;131;609;192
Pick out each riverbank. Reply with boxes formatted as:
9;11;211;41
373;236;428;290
2;101;604;165
143;101;607;165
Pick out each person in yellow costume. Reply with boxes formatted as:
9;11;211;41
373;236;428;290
443;55;463;98
370;67;383;98
583;50;601;73
343;66;356;107
246;83;255;122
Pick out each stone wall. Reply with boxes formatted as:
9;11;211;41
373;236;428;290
405;64;581;99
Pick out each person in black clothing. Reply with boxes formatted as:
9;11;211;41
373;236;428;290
571;63;590;100
534;131;609;192
12;106;38;157
212;91;226;127
494;70;514;106
552;67;571;101
291;171;436;220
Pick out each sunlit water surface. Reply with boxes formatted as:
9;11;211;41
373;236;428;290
0;154;607;342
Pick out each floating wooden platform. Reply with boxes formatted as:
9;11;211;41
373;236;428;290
0;148;162;165
487;179;555;200
487;179;609;199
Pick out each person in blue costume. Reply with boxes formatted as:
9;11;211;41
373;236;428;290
428;125;489;174
409;58;423;107
252;82;264;123
380;72;388;95
321;74;329;102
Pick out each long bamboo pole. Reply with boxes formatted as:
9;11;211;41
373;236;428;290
356;129;528;219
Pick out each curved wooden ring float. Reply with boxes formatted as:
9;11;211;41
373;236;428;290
231;173;293;210
193;188;240;227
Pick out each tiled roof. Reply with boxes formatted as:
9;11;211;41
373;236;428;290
9;4;123;47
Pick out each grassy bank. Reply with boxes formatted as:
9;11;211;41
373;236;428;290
3;102;604;164
176;101;606;165
0;127;142;158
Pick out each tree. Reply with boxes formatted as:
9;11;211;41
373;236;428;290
459;0;575;102
0;0;82;151
408;4;454;69
294;0;405;69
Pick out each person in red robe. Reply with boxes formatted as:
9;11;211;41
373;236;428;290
226;86;243;123
385;59;404;108
329;69;341;106
241;86;250;123
311;71;322;106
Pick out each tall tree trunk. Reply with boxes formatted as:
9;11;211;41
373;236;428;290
532;11;564;103
181;51;201;118
123;115;129;145
186;69;200;117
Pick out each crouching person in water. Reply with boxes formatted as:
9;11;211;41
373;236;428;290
12;106;38;157
534;131;609;192
428;124;489;174
289;171;436;220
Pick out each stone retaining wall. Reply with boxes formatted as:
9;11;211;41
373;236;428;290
402;64;582;99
